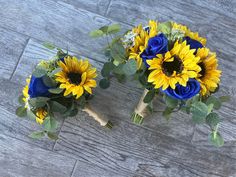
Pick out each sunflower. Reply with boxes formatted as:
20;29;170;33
36;108;48;124
147;41;201;90
22;77;31;108
129;20;158;68
196;48;221;96
55;56;97;99
172;22;206;46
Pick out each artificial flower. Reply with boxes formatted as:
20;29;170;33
147;41;201;90
35;108;48;124
55;56;97;99
28;76;51;98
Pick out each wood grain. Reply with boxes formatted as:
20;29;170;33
0;27;28;79
54;111;236;177
0;134;76;177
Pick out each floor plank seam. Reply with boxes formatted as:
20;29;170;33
104;0;112;17
52;117;66;151
9;37;30;81
70;160;78;177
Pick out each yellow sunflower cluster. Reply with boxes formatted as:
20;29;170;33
128;20;158;68
55;56;97;99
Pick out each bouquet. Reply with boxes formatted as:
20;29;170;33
16;47;112;140
90;21;230;146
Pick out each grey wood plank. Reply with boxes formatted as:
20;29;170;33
0;27;28;79
0;134;76;177
0;78;57;150
0;0;130;63
53;0;111;16
54;112;236;177
11;38;196;142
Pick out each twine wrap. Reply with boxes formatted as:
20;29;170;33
134;89;149;117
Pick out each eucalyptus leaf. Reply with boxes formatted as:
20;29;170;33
49;101;67;113
42;75;57;87
29;131;45;139
48;88;64;94
206;112;220;129
206;96;221;110
47;132;59;140
43;42;56;50
18;95;25;105
99;26;108;33
122;59;137;76
101;62;115;77
209;132;224;147
32;66;47;78
27;109;36;120
89;30;104;38
43;117;58;132
99;78;110;89
162;107;173;120
190;102;208;123
163;95;179;108
48;68;62;77
16;106;27;117
157;21;172;34
29;97;49;108
110;42;126;64
107;24;121;34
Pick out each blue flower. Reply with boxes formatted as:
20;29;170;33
141;33;168;67
28;76;51;98
162;79;200;100
184;36;203;50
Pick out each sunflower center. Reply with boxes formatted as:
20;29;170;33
67;72;82;85
198;62;206;78
162;55;183;76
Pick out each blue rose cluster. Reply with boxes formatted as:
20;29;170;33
28;76;51;98
141;33;201;100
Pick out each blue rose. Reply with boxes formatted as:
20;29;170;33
141;33;168;67
184;36;203;50
28;76;51;98
162;79;200;100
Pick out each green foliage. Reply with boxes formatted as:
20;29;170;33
101;62;115;77
48;88;64;94
18;95;25;105
32;66;47;78
163;95;179;108
206;112;220;129
107;24;121;34
143;89;155;103
49;101;67;114
42;75;57;87
110;42;126;65
43;42;56;50
89;29;104;38
16;106;27;117
48;67;62;77
162;107;174;120
209;131;224;147
205;96;221;110
27;109;36;120
190;101;208;123
43;116;58;132
29;97;49;108
122;59;137;76
62;101;78;117
47;132;59;140
29;131;45;139
157;21;172;34
99;78;110;89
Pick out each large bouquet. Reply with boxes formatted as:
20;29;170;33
90;21;230;146
16;48;112;139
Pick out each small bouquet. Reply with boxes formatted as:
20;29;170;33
16;47;112;140
90;21;230;146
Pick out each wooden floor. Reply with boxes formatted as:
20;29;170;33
0;0;236;176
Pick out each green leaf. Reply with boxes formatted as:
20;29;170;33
62;101;78;117
113;64;125;75
143;89;155;103
99;78;110;89
163;95;179;108
219;95;230;102
110;42;126;64
48;88;64;94
99;26;108;33
157;21;172;34
18;95;25;105
47;132;59;140
49;101;67;113
209;132;224;147
43;42;55;50
190;102;209;123
101;62;115;77
206;112;220;129
162;107;173;120
43;117;58;132
42;75;57;87
27;109;36;120
122;59;137;76
89;30;104;38
29;131;45;139
206;96;221;110
32;66;47;78
207;103;214;114
48;68;62;77
16;106;27;117
29;97;49;108
107;24;121;34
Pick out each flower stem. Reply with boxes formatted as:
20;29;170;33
83;103;112;128
131;89;149;124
